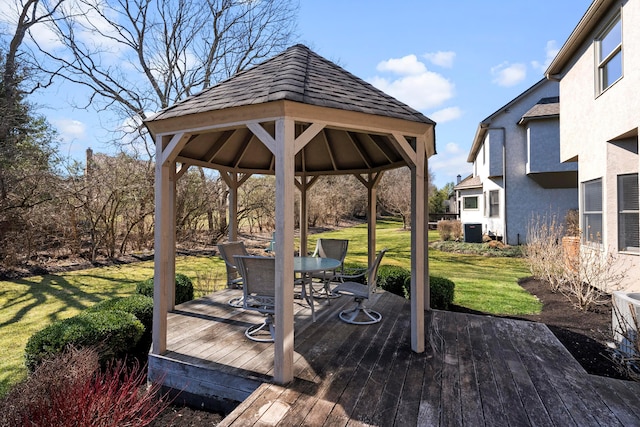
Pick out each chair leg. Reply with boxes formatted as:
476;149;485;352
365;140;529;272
338;298;382;325
228;296;244;308
245;314;275;342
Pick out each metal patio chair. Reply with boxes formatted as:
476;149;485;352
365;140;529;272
234;255;276;343
310;238;349;299
217;241;249;307
333;249;387;325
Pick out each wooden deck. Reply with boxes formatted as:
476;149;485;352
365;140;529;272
148;288;640;426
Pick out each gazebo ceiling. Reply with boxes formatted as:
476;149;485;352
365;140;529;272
145;44;436;176
174;121;409;176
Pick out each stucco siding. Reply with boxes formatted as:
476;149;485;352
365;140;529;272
560;1;640;162
557;0;640;291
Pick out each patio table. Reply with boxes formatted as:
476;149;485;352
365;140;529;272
294;256;341;322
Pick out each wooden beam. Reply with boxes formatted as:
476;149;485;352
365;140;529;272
274;118;295;384
391;132;417;166
247;122;276;154
161;132;190;165
175;163;191;180
294;122;325;153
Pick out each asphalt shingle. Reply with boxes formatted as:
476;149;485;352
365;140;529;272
149;44;433;125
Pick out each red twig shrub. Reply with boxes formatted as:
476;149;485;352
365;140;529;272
0;347;170;426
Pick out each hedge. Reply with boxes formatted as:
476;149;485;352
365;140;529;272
25;311;144;372
428;276;455;310
87;294;153;332
375;265;455;310
86;294;154;357
136;273;194;305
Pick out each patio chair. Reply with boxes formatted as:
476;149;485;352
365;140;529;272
217;241;249;307
310;238;349;299
333;249;387;325
234;255;276;343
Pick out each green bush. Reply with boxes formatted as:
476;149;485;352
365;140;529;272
86;295;154;358
429;276;455;310
25;311;144;372
87;294;153;331
136;273;194;304
344;263;456;310
377;265;410;297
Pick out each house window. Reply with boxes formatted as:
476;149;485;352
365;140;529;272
618;174;639;253
596;14;622;93
583;178;603;243
489;190;499;218
464;196;478;210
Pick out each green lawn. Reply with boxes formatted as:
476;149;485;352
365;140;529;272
0;218;539;396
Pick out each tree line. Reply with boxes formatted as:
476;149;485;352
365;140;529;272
0;0;452;272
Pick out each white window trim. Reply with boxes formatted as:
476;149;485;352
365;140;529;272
595;12;623;95
618;173;639;254
463;196;479;211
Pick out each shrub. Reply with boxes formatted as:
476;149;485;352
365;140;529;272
376;265;455;310
429;276;455;310
87;294;153;331
1;347;169;426
437;220;462;241
87;294;154;358
25;311;144;372
136;273;194;304
377;265;410;297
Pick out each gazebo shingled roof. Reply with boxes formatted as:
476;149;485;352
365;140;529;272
150;44;434;125
144;44;435;386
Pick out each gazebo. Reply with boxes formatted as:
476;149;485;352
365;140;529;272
144;44;436;385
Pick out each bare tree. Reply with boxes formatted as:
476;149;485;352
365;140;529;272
378;166;436;229
31;0;298;155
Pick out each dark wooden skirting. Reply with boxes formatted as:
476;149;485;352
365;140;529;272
148;288;640;426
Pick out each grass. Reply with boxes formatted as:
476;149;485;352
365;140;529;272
308;220;540;316
0;256;226;397
0;218;539;397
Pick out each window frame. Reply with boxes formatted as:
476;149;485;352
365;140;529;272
463;196;478;210
596;13;622;94
618;173;639;253
582;178;603;244
488;190;500;218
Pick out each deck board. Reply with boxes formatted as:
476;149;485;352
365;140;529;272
148;288;640;426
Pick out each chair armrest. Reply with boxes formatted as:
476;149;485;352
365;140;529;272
334;267;367;282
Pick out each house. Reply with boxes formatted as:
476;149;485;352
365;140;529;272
455;79;578;245
546;0;639;291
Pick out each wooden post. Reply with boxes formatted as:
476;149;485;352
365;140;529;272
152;135;175;355
295;176;318;256
221;172;251;242
410;135;427;353
355;172;382;269
274;118;295;384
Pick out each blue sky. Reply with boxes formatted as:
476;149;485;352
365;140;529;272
22;0;593;188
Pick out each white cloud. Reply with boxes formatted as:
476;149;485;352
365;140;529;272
444;142;462;154
370;55;455;111
429;106;462;123
531;40;560;72
376;54;426;75
423;51;456;68
54;118;86;141
491;62;527;87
